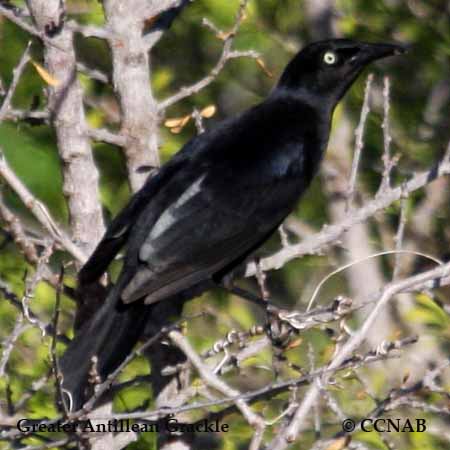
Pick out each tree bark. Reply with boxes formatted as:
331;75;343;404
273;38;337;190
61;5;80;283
27;0;105;256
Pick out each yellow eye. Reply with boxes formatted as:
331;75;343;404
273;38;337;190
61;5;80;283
323;51;337;65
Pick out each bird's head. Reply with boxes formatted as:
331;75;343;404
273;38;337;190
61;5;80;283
277;39;406;108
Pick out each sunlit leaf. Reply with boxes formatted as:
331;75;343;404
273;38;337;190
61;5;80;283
200;104;217;118
31;61;59;87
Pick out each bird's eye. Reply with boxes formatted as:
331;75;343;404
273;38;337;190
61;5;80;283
323;51;337;65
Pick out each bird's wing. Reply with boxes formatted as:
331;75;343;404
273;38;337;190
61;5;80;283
120;168;293;305
78;149;193;285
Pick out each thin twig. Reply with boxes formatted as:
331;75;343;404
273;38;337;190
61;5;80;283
88;127;128;147
378;76;399;194
0;5;41;40
0;314;29;378
346;73;373;210
51;267;69;416
76;62;110;84
0;148;87;263
0;191;39;263
159;0;258;110
0;41;32;122
21;242;54;336
169;330;266;431
72;317;196;416
393;195;408;280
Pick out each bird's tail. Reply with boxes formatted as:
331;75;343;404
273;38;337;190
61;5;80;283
60;284;152;411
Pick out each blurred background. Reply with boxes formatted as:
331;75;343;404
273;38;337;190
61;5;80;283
1;1;450;449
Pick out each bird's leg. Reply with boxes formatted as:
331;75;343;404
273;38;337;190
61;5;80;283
218;278;293;378
217;277;280;314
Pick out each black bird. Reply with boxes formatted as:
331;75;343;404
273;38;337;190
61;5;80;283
60;39;405;409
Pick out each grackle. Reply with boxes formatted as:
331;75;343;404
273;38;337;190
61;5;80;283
60;39;405;410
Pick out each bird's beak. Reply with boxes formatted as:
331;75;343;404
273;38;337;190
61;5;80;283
353;42;408;65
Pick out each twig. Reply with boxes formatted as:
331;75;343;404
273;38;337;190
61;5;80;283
306;249;441;312
169;330;266;432
0;3;66;52
0;314;29;378
0;278;70;345
378;76;399;194
0;4;41;40
51;268;69;416
278;223;290;248
88;127;128;147
72;317;195;416
191;108;205;134
76;62;110;84
346;73;373;210
0;148;87;263
3;109;49;123
0;191;39;264
159;0;258;110
22;242;54;336
67;20;114;40
393;195;408;280
0;41;32;122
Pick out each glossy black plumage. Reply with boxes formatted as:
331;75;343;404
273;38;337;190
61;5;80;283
60;39;405;409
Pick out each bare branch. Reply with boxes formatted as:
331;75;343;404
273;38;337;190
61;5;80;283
159;1;258;110
378;76;399;194
0;192;39;264
50;268;69;416
346;73;373;210
88;127;128;147
76;62;109;84
0;148;87;262
66;20;115;40
169;330;266;433
0;278;70;345
393;195;408;279
0;314;29;378
0;41;32;122
0;3;41;40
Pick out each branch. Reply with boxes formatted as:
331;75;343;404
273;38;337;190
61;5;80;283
0;3;41;40
0;41;32;122
346;73;373;210
170;331;264;423
66;20;115;40
0;3;65;52
0;191;39;264
0;278;70;346
87;127;128;147
159;0;258;110
0;314;29;378
0;149;87;263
